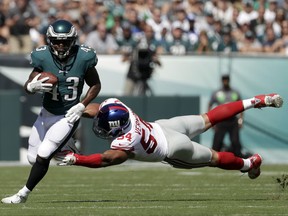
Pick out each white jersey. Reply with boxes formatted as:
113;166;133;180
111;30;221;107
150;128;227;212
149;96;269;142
99;98;168;162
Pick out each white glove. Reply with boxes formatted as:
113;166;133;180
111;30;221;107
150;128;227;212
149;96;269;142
57;153;76;166
65;103;85;123
27;73;53;93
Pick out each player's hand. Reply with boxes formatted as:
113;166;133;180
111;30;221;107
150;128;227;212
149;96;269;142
27;74;53;93
65;103;85;123
57;153;76;166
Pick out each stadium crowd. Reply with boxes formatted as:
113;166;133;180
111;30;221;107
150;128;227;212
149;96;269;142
0;0;288;55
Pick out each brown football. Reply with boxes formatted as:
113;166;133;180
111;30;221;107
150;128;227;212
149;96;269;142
38;72;58;86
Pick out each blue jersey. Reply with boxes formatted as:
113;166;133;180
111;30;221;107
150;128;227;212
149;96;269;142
30;45;98;115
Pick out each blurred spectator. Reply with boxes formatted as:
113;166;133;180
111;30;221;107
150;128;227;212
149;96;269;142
253;5;266;43
107;0;125;19
161;0;185;22
217;25;238;53
81;0;104;33
264;0;278;23
0;10;9;53
171;8;190;33
282;0;288;18
237;30;263;53
262;26;278;53
209;20;223;51
273;20;288;55
193;30;213;53
37;8;57;46
187;13;198;46
123;8;143;39
253;0;268;10
123;24;162;96
163;21;193;55
272;7;285;38
1;0;288;55
185;0;205;16
146;7;171;41
230;7;240;32
237;0;258;26
116;22;138;59
204;0;218;16
212;0;234;26
234;21;251;47
0;1;9;38
86;22;119;54
194;11;215;35
6;0;39;54
134;0;153;21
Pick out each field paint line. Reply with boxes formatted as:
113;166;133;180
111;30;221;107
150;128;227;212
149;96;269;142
8;205;174;210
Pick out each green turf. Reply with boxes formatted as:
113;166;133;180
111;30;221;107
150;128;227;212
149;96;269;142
0;164;287;216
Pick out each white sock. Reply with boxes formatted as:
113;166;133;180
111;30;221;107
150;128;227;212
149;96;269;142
18;186;31;197
242;98;255;110
240;158;251;171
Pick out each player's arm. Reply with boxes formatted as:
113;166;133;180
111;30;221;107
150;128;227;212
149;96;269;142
65;67;101;123
82;103;100;118
60;149;131;168
24;69;40;93
24;68;53;94
81;67;101;106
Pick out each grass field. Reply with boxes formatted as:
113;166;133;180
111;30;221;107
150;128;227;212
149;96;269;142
0;163;288;216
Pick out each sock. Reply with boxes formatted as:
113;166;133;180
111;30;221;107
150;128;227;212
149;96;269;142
240;158;252;171
74;153;102;168
18;186;31;197
26;156;50;191
242;98;256;109
217;152;244;170
207;101;245;126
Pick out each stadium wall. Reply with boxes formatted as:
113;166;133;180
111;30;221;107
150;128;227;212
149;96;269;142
0;54;287;163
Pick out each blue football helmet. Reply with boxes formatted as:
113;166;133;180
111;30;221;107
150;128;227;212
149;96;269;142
46;19;77;59
93;103;130;139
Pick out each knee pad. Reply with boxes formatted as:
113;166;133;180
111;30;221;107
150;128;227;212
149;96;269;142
27;153;36;165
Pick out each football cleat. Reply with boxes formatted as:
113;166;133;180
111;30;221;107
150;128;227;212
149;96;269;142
247;154;262;179
253;93;283;108
1;193;27;204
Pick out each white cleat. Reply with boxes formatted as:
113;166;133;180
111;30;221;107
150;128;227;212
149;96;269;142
254;93;283;108
1;193;27;204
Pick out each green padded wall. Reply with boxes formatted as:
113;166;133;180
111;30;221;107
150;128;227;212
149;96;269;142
0;90;21;160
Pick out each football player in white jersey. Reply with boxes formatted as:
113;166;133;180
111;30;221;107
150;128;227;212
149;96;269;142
60;93;283;180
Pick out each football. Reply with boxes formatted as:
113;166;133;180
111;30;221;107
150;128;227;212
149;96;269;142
38;72;58;86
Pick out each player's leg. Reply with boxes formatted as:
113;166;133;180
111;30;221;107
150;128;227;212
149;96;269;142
204;93;283;130
27;112;47;165
156;115;206;140
0;114;47;204
24;117;79;192
1;116;78;204
162;128;212;168
211;150;262;179
164;134;262;180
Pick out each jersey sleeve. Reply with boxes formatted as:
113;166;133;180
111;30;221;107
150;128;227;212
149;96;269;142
79;45;98;69
110;140;134;152
30;46;48;70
